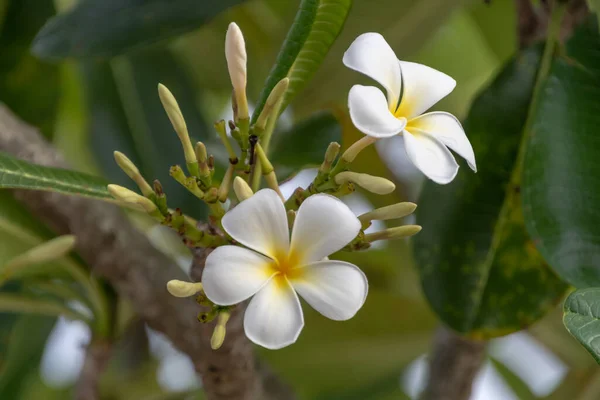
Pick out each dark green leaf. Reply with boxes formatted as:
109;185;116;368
271;111;341;178
32;0;247;60
0;0;59;137
251;0;351;122
563;288;600;364
0;151;111;200
522;18;600;288
413;48;567;337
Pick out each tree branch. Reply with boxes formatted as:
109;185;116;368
0;104;294;400
75;340;112;400
420;325;487;400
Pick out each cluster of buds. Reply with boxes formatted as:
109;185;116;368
107;22;422;350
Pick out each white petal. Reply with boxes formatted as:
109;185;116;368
291;260;368;321
222;189;289;259
202;246;274;306
396;61;456;119
343;32;401;107
290;194;361;264
403;129;459;184
244;277;304;350
348;85;407;138
408;112;476;172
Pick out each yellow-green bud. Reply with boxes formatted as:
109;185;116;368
364;225;422;242
340;136;377;164
225;22;248;121
211;311;231;350
2;235;76;274
233;176;253;201
218;164;235;202
113;151;154;197
166;280;204;298
158;84;198;174
359;202;417;224
107;184;158;214
255;78;289;130
335;172;395;195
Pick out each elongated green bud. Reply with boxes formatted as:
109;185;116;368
166;280;204;298
255;78;289;130
364;225;422;242
359;202;417;224
107;184;159;215
113;151;154;197
341;136;377;163
211;311;231;350
215;120;238;162
195;142;211;182
2;235;76;275
218;165;235;202
225;23;249;121
335;172;395;195
233;176;253;201
320;142;340;173
158;84;199;176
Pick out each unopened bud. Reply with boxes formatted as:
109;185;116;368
359;202;417;224
166;280;204;298
107;184;159;214
233;176;253;201
340;136;377;164
255;78;289;130
335;172;395;195
169;165;187;186
218;164;235;202
225;22;248;121
320;142;340;173
215;120;237;162
158;84;199;176
211;311;231;350
3;235;76;275
364;225;422;242
114;151;153;197
198;309;218;323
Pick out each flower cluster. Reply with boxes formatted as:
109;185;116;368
108;23;475;350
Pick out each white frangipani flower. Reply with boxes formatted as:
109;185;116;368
202;189;368;350
343;33;477;184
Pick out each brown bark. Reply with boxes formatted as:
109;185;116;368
420;325;487;400
0;104;294;400
74;340;112;400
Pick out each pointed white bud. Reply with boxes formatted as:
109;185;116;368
107;184;158;214
225;22;249;120
359;202;417;224
233;176;253;201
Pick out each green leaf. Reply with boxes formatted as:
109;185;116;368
522;18;600;288
31;0;247;60
0;0;59;137
563;288;600;364
413;48;567;338
271;110;341;177
490;358;537;400
0;151;111;200
251;0;351;123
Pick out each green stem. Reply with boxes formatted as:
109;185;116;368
0;293;92;323
251;98;284;191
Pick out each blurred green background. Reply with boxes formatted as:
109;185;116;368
1;0;598;399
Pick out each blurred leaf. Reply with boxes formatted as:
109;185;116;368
0;151;110;200
0;315;54;396
413;47;567;338
468;0;517;64
0;0;59;137
251;0;351;122
261;291;435;398
271;110;341;177
490;357;538;400
110;48;212;216
32;0;248;60
314;367;410;400
522;18;600;288
563;288;600;364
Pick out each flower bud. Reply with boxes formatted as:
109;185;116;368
225;22;249;121
255;78;289;130
335;172;395;195
3;235;76;274
107;184;158;214
233;176;253;201
158;84;199;176
166;280;204;298
114;151;154;197
211;311;231;350
364;225;422;242
218;164;235;202
359;202;417;224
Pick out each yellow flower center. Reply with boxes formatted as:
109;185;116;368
266;250;303;282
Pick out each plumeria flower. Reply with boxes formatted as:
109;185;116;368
202;189;368;349
344;33;477;184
